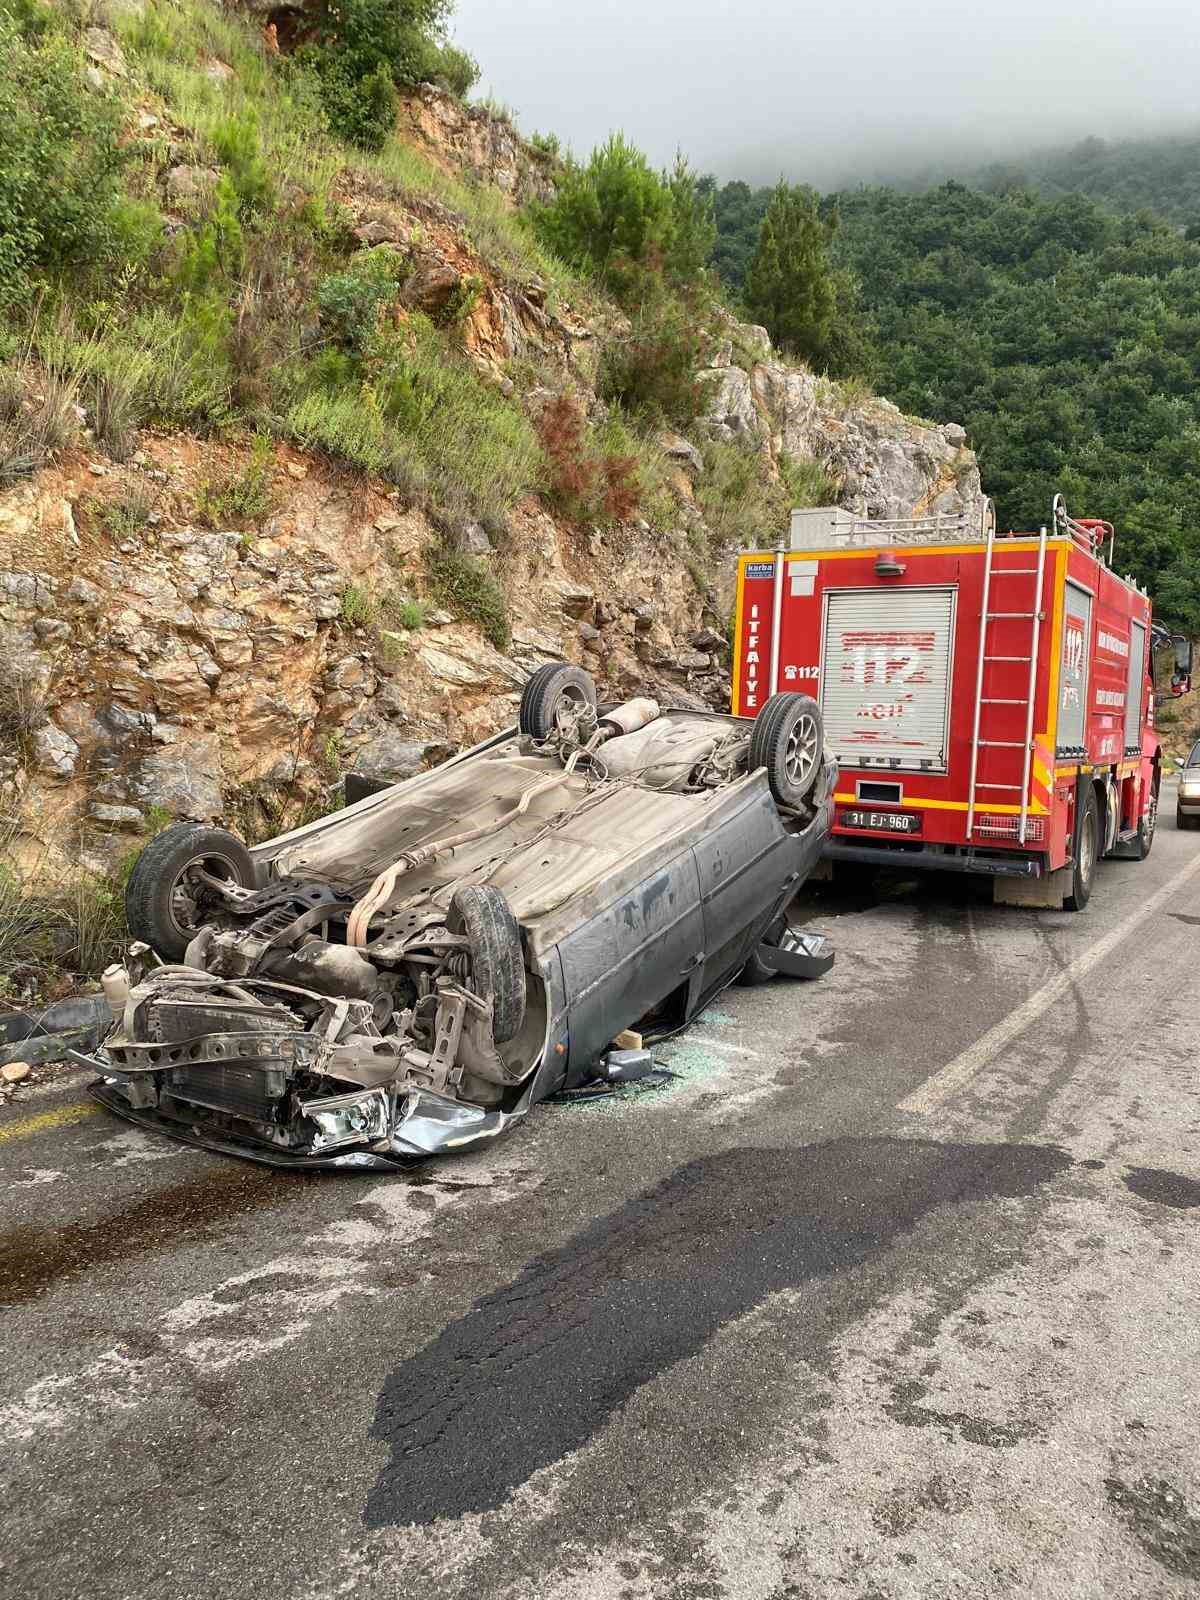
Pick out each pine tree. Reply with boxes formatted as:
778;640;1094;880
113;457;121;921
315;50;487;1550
744;183;838;365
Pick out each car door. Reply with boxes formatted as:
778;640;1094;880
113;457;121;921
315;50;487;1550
556;847;703;1082
692;780;799;1002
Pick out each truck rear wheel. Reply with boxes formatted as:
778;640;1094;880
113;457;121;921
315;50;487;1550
1135;780;1158;859
1064;785;1100;912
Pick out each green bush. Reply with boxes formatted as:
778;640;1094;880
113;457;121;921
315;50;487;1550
340;583;374;626
598;293;715;427
0;17;134;307
196;432;276;526
365;314;543;518
422;38;477;96
211;113;274;217
317;246;409;349
694;439;835;550
531;138;713;303
532;133;673;301
175;174;245;290
385;596;426;630
313;55;398;152
285;386;396;475
427;545;509;647
301;0;458;150
88;485;158;540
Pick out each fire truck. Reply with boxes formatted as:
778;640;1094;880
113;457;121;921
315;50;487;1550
732;495;1194;910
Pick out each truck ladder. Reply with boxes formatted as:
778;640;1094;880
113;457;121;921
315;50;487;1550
966;525;1048;844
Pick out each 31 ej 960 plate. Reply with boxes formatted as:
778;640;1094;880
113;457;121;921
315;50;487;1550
839;809;922;834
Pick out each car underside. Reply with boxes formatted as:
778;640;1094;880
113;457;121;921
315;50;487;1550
84;671;836;1167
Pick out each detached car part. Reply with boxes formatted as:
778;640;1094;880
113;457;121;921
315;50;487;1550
83;674;836;1167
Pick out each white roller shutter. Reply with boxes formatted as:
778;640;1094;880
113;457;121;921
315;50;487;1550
1124;619;1146;752
820;587;957;770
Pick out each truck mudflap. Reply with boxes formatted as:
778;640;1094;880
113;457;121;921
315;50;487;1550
824;842;1042;878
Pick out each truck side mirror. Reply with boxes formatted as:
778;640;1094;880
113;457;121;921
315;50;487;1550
1177;640;1194;677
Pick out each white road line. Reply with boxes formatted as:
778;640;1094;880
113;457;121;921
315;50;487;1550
899;850;1200;1115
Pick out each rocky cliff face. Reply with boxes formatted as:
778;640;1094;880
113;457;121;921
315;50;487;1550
0;84;981;869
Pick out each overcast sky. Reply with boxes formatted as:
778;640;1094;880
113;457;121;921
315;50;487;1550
450;0;1200;187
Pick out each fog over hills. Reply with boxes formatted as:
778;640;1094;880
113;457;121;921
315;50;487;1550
452;0;1200;189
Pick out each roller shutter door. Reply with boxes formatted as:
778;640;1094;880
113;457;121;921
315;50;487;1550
820;587;956;770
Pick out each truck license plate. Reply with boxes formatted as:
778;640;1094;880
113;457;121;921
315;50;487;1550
841;809;922;834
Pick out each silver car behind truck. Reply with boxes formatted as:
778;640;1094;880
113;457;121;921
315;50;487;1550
1177;741;1200;829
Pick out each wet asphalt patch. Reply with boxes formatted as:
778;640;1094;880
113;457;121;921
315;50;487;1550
1105;1476;1200;1578
0;1163;325;1306
364;1135;1071;1528
1123;1166;1200;1209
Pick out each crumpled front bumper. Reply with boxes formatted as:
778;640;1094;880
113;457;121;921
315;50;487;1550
79;1051;529;1170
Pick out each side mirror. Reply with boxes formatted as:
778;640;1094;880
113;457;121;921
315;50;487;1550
1176;640;1194;677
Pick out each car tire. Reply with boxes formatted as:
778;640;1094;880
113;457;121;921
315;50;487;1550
124;823;256;961
748;693;824;808
448;885;526;1044
518;664;597;741
1064;785;1100;912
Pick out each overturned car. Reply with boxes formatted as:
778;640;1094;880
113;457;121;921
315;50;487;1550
84;671;836;1167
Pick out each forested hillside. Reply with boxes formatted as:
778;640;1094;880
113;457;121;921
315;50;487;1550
709;174;1200;630
976;133;1200;231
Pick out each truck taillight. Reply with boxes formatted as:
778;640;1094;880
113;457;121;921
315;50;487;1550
974;814;1045;843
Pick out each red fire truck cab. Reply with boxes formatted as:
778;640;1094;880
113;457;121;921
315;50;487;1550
732;495;1193;910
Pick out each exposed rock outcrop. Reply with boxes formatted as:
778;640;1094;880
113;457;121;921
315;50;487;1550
0;66;982;870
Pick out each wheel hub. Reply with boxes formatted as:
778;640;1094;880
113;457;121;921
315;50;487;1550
783;715;819;790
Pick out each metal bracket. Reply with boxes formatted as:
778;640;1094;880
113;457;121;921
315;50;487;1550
754;931;835;980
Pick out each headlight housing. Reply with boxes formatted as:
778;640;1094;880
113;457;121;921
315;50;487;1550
301;1088;390;1150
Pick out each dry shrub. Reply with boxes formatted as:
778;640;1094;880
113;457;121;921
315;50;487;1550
536;392;643;524
0;812;129;1003
536;393;596;507
0;360;80;487
600;451;640;520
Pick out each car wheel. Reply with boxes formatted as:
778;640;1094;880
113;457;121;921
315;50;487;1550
1064;785;1100;912
518;663;597;741
748;693;824;808
124;823;256;961
448;885;526;1044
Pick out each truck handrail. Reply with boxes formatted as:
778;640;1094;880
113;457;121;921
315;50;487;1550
1052;492;1114;565
789;498;996;549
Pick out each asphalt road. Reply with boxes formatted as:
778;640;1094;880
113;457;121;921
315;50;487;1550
3;787;1199;1600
